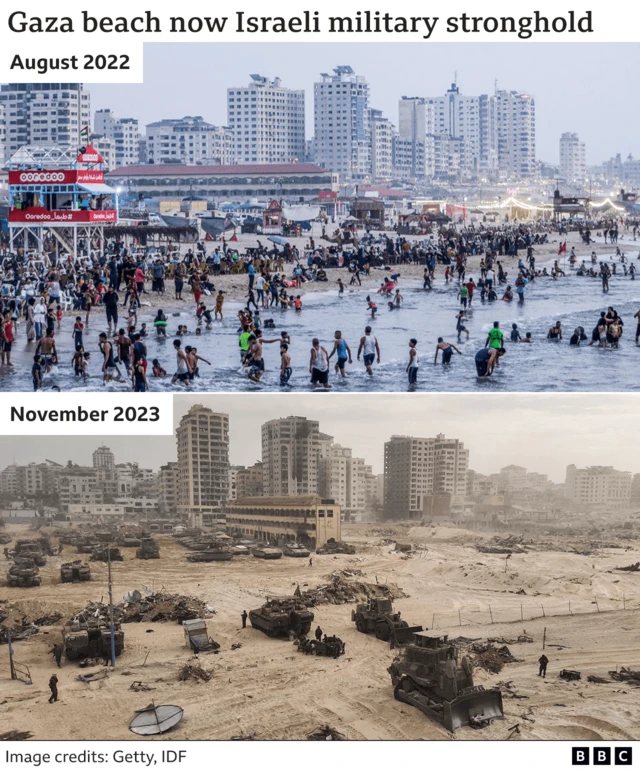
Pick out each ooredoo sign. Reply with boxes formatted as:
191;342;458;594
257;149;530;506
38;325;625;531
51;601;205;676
8;169;106;185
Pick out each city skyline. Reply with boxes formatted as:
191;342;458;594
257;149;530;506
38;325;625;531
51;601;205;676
88;43;640;164
1;394;640;482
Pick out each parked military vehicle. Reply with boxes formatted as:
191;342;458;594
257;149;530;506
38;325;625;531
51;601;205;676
230;545;251;556
136;538;160;560
63;620;125;661
118;533;142;548
187;545;232;562
7;561;41;588
76;538;96;554
296;634;346;658
283;542;311;558
249;597;314;638
90;545;124;562
95;531;115;543
251;545;283;560
316;538;356;555
11;541;47;566
60;560;91;583
352;597;423;646
182;619;220;652
0;533;12;545
388;632;504;732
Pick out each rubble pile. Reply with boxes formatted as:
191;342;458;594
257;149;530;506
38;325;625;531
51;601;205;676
307;725;346;741
297;574;407;606
608;668;640;686
178;658;213;683
477;535;527;555
469;642;521;674
615;562;640;572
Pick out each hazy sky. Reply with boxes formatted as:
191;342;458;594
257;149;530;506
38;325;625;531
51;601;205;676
2;394;639;482
88;43;640;165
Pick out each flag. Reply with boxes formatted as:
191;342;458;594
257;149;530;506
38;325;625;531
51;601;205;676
80;125;89;142
558;241;567;255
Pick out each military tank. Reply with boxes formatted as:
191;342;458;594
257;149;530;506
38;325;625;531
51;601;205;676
251;545;283;560
136;538;160;560
90;545;124;562
388;632;504;732
60;560;91;583
187;545;233;562
118;533;142;548
7;560;41;588
0;533;12;545
63;619;125;661
283;542;311;558
76;538;97;554
249;597;314;638
316;538;356;555
11;541;47;566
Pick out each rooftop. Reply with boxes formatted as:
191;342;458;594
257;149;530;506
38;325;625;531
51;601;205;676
107;163;328;177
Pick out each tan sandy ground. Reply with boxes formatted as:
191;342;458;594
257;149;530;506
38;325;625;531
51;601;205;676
1;523;639;741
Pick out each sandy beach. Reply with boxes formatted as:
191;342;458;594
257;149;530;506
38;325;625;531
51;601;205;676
2;522;639;741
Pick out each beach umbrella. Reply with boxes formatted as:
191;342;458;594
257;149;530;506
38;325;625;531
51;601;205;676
267;236;289;245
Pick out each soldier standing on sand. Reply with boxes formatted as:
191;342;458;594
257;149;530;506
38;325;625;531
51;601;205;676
538;654;549;677
315;626;323;642
241;610;248;629
50;643;63;668
48;674;59;703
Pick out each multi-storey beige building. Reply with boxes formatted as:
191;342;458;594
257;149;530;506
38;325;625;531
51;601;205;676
261;416;322;497
225;495;341;549
158;462;180;515
384;434;469;520
564;465;632;506
236;462;264;500
177;405;229;527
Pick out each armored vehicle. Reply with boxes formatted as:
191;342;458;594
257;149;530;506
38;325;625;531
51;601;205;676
316;538;356;555
352;597;423;646
136;538;160;560
283;542;311;558
118;533;142;548
388;632;504;732
60;560;91;583
251;545;283;560
90;545;124;562
11;541;47;566
249;597;314;638
187;545;232;562
63;620;125;661
7;562;41;588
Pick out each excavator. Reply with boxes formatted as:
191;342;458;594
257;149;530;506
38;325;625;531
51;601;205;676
388;631;504;732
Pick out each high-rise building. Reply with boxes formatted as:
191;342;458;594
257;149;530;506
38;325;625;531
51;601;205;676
564;465;632;506
89;134;116;170
227;75;305;165
0;83;91;161
495;90;536;180
94;109;140;167
384;434;469;520
261;416;322;496
318;442;367;521
314;66;370;181
92;445;115;471
559;132;586;185
145;116;233;166
176;405;230;527
0;462;60;498
369;109;394;181
236;462;265;499
158;462;179;514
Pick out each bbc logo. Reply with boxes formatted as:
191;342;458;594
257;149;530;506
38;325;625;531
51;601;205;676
572;748;633;766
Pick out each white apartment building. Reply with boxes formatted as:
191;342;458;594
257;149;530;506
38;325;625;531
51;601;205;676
56;468;103;511
564;465;632;506
0;83;91;160
318;442;367;521
314;66;371;181
369;109;394;181
227;75;305;165
0;462;60;498
559;132;586;185
176;405;230;526
92;445;115;471
89;135;116;170
158;462;179;514
261;416;322;497
384;434;469;520
94;109;140;168
495;90;536;180
146;116;233;166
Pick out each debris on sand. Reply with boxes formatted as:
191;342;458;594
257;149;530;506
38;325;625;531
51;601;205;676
608;668;640;686
587;675;609;684
178;658;213;683
0;731;33;741
307;725;346;740
0;616;39;644
470;642;521;674
74;592;209;626
558;669;581;681
497;680;529;700
297;575;407;606
615;562;640;572
130;681;155;692
476;535;527;555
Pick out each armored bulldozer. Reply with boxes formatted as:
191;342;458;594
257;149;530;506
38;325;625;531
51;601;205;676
251;545;283;559
63;620;125;661
352;597;423;646
136;538;160;560
60;560;91;583
118;533;142;548
7;561;41;588
249;597;314;638
283;542;311;558
316;538;355;555
296;634;346;658
90;545;124;562
388;632;504;732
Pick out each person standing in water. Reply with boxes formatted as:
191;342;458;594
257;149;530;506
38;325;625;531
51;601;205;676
406;338;419;388
434;338;462;365
357;326;380;376
328;330;352;378
309;338;331;389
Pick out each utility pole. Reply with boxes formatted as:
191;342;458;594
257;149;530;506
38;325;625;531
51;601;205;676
8;631;16;680
107;545;116;668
